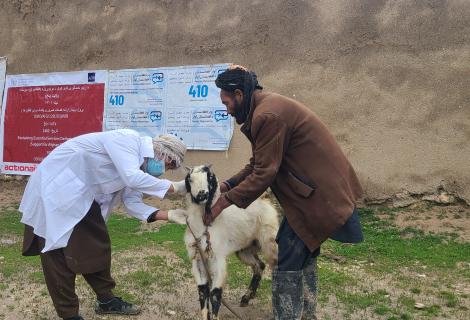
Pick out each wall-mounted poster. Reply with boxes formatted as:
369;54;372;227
0;70;107;174
105;63;232;150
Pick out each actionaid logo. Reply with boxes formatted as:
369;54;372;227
3;164;36;172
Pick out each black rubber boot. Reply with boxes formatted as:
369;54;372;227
302;256;318;320
272;270;304;320
95;296;141;315
63;316;84;320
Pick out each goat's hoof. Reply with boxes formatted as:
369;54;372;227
240;296;250;307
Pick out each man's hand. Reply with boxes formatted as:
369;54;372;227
147;210;169;222
204;195;231;225
169;180;187;194
168;209;188;225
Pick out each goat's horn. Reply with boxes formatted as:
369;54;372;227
184;166;192;172
206;164;213;169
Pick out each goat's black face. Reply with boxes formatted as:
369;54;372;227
185;165;218;205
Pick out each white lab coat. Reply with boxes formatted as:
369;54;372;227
19;129;172;253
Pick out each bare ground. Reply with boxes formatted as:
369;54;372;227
0;180;469;319
377;203;470;242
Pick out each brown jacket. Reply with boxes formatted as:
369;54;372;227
226;91;363;251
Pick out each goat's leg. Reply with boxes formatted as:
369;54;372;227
192;258;211;320
236;248;266;307
209;257;227;320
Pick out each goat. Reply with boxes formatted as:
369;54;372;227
168;165;279;320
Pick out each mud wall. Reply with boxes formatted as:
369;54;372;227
1;0;469;204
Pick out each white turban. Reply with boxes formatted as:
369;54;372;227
152;134;187;168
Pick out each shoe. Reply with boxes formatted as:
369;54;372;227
95;296;141;315
63;316;84;320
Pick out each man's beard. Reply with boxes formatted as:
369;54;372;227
233;99;246;125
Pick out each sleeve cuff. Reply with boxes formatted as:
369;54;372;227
224;179;236;190
146;210;159;223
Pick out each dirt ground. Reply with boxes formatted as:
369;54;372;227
375;202;470;242
0;180;272;320
1;180;469;320
0;179;25;207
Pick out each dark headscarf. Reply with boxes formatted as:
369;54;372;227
215;67;263;124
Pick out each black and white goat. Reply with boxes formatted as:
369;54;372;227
168;165;279;320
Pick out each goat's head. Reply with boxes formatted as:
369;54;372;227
185;165;219;207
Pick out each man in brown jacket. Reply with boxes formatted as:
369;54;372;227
208;65;364;319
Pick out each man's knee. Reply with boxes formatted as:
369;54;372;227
276;218;319;271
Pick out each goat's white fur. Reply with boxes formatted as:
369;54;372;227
168;165;279;319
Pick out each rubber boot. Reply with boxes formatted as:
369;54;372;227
302;256;318;320
272;270;304;320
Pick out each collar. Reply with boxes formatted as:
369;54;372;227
240;89;263;139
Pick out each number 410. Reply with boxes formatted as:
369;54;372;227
188;85;208;98
109;95;124;106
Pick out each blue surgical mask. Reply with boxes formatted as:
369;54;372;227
146;158;165;177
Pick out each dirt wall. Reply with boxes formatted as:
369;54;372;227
1;0;469;204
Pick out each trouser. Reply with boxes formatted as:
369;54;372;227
23;202;115;318
40;250;115;318
273;217;319;320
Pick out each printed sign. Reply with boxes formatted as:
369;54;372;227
105;64;232;150
0;71;107;174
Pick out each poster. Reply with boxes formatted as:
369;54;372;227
0;70;107;174
105;63;232;150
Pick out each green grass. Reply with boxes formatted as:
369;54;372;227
322;208;470;274
1;205;469;319
375;304;393;315
439;291;459;308
0;207;23;235
317;207;469;318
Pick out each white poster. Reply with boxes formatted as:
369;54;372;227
105;63;233;150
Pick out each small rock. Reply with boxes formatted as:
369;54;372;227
393;192;415;208
423;192;456;204
1;174;13;181
400;231;415;239
437;192;455;204
167;310;176;316
323;253;347;263
0;256;4;260
417;273;426;278
414;302;425;309
0;239;16;245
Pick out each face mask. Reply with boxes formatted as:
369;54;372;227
146;158;165;177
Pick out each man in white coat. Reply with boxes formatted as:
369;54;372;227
20;129;187;320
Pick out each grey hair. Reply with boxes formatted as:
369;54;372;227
152;134;187;168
